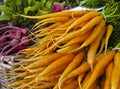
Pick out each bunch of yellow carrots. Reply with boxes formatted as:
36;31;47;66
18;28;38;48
8;10;120;89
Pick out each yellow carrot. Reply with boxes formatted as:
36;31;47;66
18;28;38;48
87;24;105;70
85;50;115;89
97;37;105;54
78;73;85;89
104;62;113;89
105;24;113;54
82;71;92;89
111;51;120;89
20;10;89;19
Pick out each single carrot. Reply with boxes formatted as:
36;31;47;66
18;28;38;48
97;37;105;54
104;24;113;54
85;50;115;89
82;71;92;89
83;69;104;89
111;51;120;89
20;10;89;19
104;62;113;89
77;73;85;89
87;25;105;70
67;11;100;32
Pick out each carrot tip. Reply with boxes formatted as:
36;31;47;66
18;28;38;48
90;64;94;71
111;87;116;89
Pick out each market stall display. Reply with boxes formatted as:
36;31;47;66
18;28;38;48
0;0;120;89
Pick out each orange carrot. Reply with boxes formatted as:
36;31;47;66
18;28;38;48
104;24;113;54
104;62;113;89
20;10;89;19
111;51;120;89
78;73;85;89
85;50;115;89
87;25;105;70
97;37;105;54
82;71;92;89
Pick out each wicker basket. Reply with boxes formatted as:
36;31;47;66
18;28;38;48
0;55;25;89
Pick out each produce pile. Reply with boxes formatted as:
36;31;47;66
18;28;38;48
7;7;120;89
0;0;120;89
0;21;32;56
